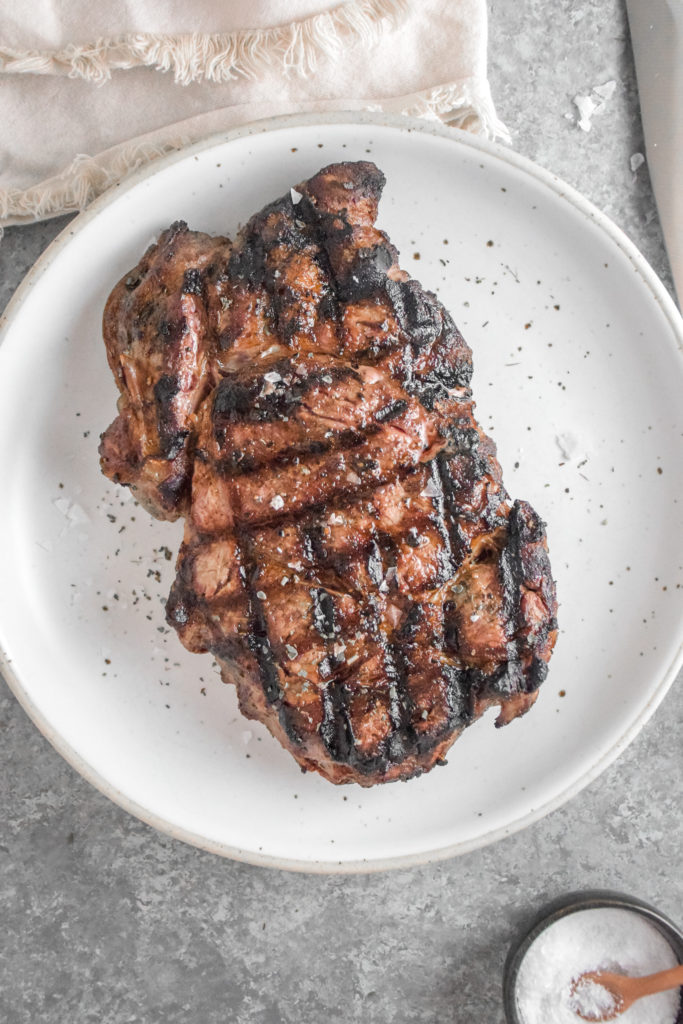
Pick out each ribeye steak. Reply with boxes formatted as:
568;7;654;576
100;161;558;786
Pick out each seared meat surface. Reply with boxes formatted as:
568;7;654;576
100;223;230;519
101;161;557;786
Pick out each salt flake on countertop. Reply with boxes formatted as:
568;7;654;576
593;80;617;103
574;94;598;132
572;80;617;132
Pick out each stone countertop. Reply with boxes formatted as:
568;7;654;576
0;2;681;1022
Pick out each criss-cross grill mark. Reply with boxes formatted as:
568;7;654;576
320;681;353;763
209;362;438;490
357;305;466;407
425;457;459;578
277;509;418;770
187;466;431;579
349;534;413;768
372;529;418;751
177;487;437;650
212;363;361;427
218;426;370;478
331;307;472;410
194;389;528;759
382;639;417;764
441;663;477;730
239;474;455;627
310;584;356;763
215;410;426;481
296;191;345;318
232;526;291;724
223;439;436;530
435;452;478;566
388;600;465;749
300;524;382;767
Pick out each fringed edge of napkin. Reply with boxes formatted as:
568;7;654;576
0;79;509;231
383;76;510;141
0;0;408;85
0;141;185;231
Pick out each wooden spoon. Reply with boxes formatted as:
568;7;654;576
570;964;683;1021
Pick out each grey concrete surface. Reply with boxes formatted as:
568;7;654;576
1;2;681;1022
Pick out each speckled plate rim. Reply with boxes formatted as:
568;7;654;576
0;111;682;874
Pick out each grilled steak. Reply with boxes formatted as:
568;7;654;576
101;161;558;786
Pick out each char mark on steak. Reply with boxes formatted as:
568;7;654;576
103;161;558;786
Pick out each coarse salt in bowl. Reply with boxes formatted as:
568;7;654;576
503;891;683;1024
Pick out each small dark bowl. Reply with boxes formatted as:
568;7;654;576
503;890;683;1024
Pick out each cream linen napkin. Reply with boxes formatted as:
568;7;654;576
0;0;507;227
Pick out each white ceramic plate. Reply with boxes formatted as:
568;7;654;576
1;114;682;873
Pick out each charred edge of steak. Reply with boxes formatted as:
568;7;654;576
310;585;362;765
122;221;190;294
300;161;386;220
320;681;353;762
332;242;396;305
498;500;555;695
298;164;473;397
225;163;474;414
321;659;476;779
241;577;281;703
227;191;341;344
